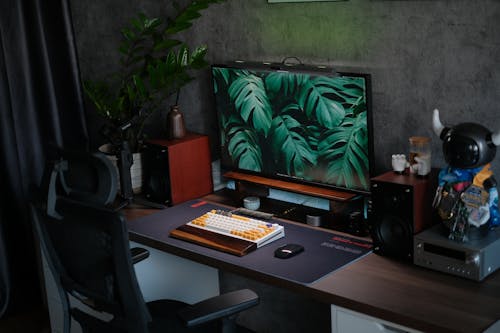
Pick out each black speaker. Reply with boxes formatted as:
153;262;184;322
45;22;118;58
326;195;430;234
368;171;437;260
142;143;171;205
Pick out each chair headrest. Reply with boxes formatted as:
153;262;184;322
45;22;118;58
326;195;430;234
61;150;118;205
42;150;118;218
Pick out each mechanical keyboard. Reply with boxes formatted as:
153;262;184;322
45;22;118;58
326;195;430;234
169;209;285;256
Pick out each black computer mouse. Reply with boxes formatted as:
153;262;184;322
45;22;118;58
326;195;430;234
274;243;304;259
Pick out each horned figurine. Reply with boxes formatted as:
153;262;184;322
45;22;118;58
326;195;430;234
432;109;500;242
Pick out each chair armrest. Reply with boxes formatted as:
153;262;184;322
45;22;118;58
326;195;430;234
130;247;150;265
177;289;259;327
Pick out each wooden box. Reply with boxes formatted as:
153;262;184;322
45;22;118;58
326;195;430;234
147;133;213;205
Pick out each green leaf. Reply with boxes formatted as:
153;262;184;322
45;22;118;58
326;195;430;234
190;46;208;69
164;0;224;35
147;63;159;88
178;45;189;67
165;51;177;68
121;28;135;41
225;116;263;171
144;17;162;30
265;71;307;97
297;76;345;128
318;112;369;190
315;76;365;105
349;96;366;117
228;73;273;137
176;11;202;23
130;15;145;31
126;84;136;102
132;75;147;99
270;114;316;176
118;45;129;55
212;67;230;87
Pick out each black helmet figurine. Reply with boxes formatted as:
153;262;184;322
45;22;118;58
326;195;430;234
432;109;500;168
432;109;500;242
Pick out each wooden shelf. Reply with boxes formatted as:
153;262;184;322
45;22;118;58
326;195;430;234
223;171;357;202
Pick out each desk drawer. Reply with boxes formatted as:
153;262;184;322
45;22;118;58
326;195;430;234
331;305;422;333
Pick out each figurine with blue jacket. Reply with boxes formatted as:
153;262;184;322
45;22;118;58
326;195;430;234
432;109;500;242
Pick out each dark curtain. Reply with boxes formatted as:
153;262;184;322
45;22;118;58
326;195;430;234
0;0;88;317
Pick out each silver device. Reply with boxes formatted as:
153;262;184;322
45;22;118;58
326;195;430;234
414;224;500;281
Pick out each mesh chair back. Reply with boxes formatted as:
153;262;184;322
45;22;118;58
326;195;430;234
32;150;151;333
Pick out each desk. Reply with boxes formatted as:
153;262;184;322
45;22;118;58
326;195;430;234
126;197;500;333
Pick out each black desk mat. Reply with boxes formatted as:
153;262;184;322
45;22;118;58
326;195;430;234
127;200;372;285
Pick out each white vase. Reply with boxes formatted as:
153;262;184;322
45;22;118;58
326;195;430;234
129;152;143;194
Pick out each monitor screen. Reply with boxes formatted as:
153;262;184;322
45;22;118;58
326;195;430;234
212;61;373;194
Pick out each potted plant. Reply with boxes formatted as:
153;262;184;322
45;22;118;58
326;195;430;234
83;0;224;194
83;0;225;153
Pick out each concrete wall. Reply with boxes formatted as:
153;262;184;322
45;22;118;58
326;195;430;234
71;0;500;177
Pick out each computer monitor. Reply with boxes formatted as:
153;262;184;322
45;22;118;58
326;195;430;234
211;61;374;194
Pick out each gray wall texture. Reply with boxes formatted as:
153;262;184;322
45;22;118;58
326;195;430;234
71;0;500;178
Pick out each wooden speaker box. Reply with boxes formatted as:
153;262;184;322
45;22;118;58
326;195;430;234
144;133;213;205
368;170;438;260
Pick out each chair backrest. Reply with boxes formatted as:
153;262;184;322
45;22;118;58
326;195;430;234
41;150;118;219
31;150;151;333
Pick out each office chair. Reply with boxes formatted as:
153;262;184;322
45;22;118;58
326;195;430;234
31;150;259;333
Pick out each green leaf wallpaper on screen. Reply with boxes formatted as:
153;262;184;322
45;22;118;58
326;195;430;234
213;66;370;192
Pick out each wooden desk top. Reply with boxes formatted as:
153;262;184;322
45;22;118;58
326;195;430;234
124;200;500;333
311;253;500;333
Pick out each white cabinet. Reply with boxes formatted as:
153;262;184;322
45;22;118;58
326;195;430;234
331;305;422;333
130;241;219;303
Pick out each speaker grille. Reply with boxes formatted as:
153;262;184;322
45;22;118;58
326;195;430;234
374;214;412;258
369;181;414;259
142;143;171;205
